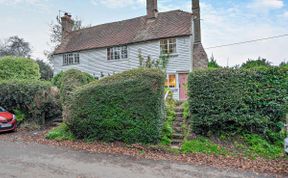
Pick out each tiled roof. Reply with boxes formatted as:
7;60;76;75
54;10;192;54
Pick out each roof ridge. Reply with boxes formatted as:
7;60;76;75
71;10;191;34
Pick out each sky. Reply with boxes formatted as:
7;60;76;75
0;0;288;66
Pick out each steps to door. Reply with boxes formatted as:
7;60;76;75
171;105;185;148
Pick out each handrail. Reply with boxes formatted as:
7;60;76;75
164;90;170;101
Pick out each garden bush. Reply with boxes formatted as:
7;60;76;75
59;69;95;105
0;56;40;80
52;71;64;88
67;68;165;144
188;67;288;140
0;80;61;124
161;93;176;145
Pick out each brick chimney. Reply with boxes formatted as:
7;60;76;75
192;0;201;43
61;13;74;40
192;0;208;69
146;0;158;19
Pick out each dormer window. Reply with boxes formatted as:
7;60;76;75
160;38;176;55
107;46;128;60
63;53;80;66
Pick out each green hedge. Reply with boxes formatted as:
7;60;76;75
0;80;61;124
0;56;40;80
67;68;165;144
59;69;95;105
188;67;288;139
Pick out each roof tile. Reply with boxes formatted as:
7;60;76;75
54;10;192;54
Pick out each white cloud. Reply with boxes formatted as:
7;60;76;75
248;0;284;11
90;0;145;8
283;11;288;18
0;0;41;5
200;2;288;66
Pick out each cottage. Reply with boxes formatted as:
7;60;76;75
52;0;208;100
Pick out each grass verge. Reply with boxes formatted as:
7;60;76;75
46;123;75;141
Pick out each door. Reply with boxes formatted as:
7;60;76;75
179;73;188;101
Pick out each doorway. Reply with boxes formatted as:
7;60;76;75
179;73;188;101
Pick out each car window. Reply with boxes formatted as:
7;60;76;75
0;107;6;112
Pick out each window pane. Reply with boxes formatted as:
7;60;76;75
169;75;176;88
121;46;128;59
107;48;112;60
114;49;120;59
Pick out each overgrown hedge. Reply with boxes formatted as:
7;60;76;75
67;68;165;144
0;80;61;124
59;69;95;105
0;56;40;80
188;67;288;140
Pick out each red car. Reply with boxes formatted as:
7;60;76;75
0;107;17;133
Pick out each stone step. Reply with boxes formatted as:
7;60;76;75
174;126;182;132
175;117;184;122
175;108;184;112
171;139;183;145
176;113;183;117
172;133;184;139
173;123;183;128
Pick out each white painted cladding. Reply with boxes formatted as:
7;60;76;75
53;36;192;76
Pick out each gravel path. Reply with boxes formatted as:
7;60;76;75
0;140;274;178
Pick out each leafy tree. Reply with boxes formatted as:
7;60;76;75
36;60;54;80
280;61;288;67
0;36;31;58
208;54;221;69
241;57;271;69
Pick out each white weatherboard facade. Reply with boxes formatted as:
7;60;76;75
52;36;193;100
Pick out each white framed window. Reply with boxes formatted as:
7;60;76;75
107;46;128;60
160;38;177;55
63;53;80;66
165;74;177;88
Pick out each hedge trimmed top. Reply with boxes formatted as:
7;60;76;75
67;68;165;144
188;67;288;139
0;56;40;80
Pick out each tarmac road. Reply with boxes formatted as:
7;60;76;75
0;140;271;178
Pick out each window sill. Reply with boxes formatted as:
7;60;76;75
62;63;80;66
160;53;179;58
107;58;129;62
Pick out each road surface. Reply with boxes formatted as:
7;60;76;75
0;140;270;178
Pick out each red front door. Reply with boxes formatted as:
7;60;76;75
179;73;188;101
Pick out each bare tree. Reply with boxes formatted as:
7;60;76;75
45;15;90;61
0;36;31;58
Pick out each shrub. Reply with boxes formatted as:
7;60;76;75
67;68;165;144
36;60;53;80
241;57;271;69
0;56;40;80
188;67;288;139
52;71;64;88
60;69;95;105
161;99;176;145
0;80;61;124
